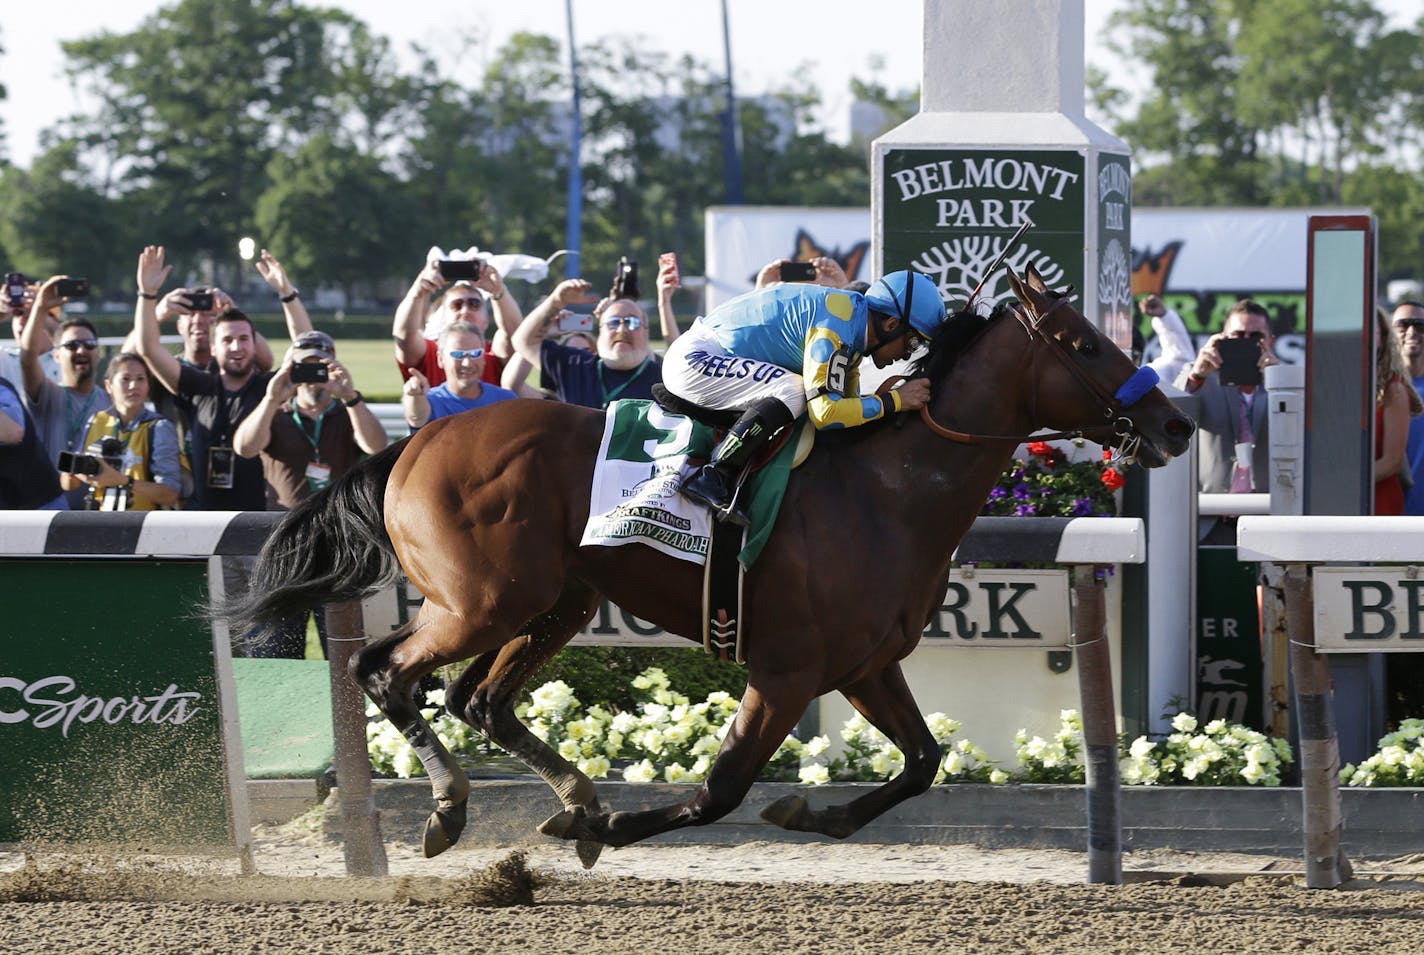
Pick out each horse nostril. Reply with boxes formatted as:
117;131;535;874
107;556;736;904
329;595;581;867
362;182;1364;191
1165;416;1196;439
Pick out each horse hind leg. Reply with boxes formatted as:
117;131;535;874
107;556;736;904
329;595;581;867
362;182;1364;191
761;661;940;839
351;608;487;858
445;582;607;867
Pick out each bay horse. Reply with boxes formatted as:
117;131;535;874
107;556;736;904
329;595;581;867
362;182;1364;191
232;265;1194;863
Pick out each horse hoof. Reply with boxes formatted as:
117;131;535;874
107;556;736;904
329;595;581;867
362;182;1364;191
422;801;467;858
538;805;585;841
760;794;810;830
575;839;604;869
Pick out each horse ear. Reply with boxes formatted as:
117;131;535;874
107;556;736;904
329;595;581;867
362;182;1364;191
1004;266;1027;302
1025;262;1048;293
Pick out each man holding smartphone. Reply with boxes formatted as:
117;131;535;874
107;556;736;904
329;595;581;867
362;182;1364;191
392;254;524;390
1175;299;1280;540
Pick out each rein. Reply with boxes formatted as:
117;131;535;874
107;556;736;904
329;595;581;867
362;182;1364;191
917;298;1160;455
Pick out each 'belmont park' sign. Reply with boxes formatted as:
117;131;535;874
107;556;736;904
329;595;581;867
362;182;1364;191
1313;567;1424;652
879;147;1134;353
364;569;1073;650
882;148;1086;314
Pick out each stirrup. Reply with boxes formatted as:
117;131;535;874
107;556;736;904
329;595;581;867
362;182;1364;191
682;467;750;527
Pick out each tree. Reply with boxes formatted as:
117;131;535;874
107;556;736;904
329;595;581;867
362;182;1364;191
254;134;414;298
58;0;406;268
0;142;130;292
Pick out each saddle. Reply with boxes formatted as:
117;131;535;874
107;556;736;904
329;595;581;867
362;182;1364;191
650;384;810;664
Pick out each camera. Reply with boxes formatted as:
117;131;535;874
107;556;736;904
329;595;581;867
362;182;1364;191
611;257;639;300
56;277;90;299
57;437;123;477
290;361;329;384
780;260;817;282
1217;337;1263;388
186;289;215;312
6;272;26;309
440;259;484;281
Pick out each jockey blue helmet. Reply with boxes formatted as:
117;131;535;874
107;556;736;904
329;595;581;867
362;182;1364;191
864;271;947;340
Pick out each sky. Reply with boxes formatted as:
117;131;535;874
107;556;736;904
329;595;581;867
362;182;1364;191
0;0;1095;167
1;0;1419;168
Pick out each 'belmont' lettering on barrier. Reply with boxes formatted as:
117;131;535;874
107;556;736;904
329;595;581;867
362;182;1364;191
1311;568;1424;652
0;675;203;737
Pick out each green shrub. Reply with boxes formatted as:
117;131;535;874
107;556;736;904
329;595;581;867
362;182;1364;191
531;646;746;713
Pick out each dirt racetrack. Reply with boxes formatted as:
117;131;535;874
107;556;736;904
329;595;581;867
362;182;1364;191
5;830;1424;954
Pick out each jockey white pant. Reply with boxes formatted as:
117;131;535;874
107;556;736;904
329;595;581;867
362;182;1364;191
662;321;806;415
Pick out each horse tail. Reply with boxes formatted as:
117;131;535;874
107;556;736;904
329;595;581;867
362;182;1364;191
226;437;409;635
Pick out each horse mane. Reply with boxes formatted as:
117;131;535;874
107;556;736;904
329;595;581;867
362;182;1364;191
909;300;1012;388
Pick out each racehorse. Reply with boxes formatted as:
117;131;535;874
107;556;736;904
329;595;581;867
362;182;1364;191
231;265;1194;863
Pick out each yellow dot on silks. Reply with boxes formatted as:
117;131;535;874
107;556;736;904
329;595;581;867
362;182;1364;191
824;292;854;321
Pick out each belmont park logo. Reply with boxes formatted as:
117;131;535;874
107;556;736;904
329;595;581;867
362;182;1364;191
888;155;1081;228
0;675;202;738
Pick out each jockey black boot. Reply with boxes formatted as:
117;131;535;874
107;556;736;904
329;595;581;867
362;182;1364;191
681;397;794;526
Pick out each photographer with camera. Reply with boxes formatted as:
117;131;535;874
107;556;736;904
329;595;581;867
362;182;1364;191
0;372;66;510
58;353;182;511
234;330;387;507
508;256;681;410
18;277;113;508
393;253;524;390
1174;299;1280;542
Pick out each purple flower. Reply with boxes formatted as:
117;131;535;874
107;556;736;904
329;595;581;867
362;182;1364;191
1012;483;1032;501
989;486;1009;500
1071;498;1094;516
1015;504;1038;516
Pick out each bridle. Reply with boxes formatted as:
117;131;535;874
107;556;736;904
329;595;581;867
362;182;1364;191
917;297;1160;462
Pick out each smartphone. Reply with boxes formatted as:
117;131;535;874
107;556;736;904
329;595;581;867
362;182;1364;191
1217;337;1263;388
658;251;680;287
56;277;90;298
612;257;640;300
187;289;215;311
5;272;25;309
290;362;330;384
556;311;594;334
440;259;483;281
781;260;817;282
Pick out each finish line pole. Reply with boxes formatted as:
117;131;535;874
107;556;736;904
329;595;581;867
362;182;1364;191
1074;564;1122;885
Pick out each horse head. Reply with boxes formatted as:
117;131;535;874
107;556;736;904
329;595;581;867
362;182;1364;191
1001;263;1194;467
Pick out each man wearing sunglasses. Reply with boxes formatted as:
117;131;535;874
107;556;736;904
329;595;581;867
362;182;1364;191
663;270;943;525
393;256;523;391
1392;301;1424;516
510;279;668;410
17;276;113;508
1175;299;1280;542
402;322;517;429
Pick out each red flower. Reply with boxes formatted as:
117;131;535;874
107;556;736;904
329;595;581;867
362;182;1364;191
1027;441;1054;457
1102;448;1113;461
1101;467;1126;491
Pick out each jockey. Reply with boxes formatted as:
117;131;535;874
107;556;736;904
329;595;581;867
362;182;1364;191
663;270;947;525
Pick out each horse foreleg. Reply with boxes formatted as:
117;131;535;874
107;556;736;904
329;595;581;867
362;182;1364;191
761;661;939;839
350;615;473;858
540;678;814;848
446;585;606;866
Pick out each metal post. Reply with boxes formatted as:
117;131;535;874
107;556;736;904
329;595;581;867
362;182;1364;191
1262;364;1306;740
325;599;388;877
1282;563;1351;888
1073;564;1121;885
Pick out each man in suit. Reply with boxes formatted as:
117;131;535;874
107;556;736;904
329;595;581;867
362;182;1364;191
1175;299;1279;543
